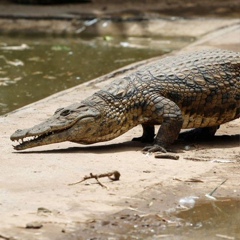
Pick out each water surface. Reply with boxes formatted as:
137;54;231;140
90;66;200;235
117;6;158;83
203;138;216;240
0;35;190;115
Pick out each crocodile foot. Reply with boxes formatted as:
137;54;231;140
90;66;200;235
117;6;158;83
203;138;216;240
142;144;167;153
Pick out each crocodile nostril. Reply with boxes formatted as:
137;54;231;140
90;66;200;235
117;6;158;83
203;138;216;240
54;107;64;114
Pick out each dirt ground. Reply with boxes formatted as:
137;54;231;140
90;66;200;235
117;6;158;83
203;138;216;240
0;1;239;240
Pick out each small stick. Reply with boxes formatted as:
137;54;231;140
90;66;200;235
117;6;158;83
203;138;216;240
155;153;179;160
0;234;10;240
208;178;228;196
185;178;204;183
94;176;107;188
184;157;208;162
68;171;121;187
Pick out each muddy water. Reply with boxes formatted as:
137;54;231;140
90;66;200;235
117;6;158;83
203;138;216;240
173;198;240;239
69;197;240;239
0;35;192;115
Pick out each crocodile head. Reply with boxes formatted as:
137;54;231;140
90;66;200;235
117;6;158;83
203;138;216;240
10;101;103;150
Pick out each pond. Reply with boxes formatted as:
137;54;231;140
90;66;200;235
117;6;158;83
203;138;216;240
0;35;192;115
71;197;240;239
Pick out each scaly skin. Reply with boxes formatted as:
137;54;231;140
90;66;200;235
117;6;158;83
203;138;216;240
10;49;240;152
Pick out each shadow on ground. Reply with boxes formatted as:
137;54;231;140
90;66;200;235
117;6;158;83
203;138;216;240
12;134;239;155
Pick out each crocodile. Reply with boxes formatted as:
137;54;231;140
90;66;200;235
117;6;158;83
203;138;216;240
10;49;240;152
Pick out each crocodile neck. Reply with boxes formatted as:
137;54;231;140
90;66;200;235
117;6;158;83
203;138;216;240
82;90;145;143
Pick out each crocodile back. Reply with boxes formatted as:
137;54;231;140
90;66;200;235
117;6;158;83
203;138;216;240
131;49;240;128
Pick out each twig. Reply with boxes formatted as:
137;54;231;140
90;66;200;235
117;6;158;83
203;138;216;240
154;153;179;160
185;178;204;183
95;177;107;188
215;234;235;240
0;234;10;240
205;179;228;200
184;157;208;162
68;171;121;188
208;179;228;196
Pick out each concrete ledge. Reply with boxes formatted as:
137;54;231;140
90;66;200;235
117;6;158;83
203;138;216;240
0;17;239;37
0;1;239;36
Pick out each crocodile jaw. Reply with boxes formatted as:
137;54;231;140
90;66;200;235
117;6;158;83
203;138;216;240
11;117;100;150
10;102;101;150
11;126;73;150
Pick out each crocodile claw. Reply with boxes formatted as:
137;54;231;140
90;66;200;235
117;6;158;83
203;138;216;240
142;144;167;153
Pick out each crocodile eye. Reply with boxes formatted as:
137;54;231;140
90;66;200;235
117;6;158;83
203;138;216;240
60;109;71;116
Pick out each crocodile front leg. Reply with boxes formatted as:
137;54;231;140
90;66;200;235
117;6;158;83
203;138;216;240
143;97;183;153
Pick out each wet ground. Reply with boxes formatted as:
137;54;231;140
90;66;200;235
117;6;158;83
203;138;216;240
68;197;240;240
16;179;239;240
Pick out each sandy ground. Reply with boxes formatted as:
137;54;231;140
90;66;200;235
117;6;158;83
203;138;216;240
0;5;239;240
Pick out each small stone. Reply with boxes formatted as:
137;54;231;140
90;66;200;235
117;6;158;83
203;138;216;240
184;145;191;150
26;221;43;229
37;207;52;214
184;145;196;151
